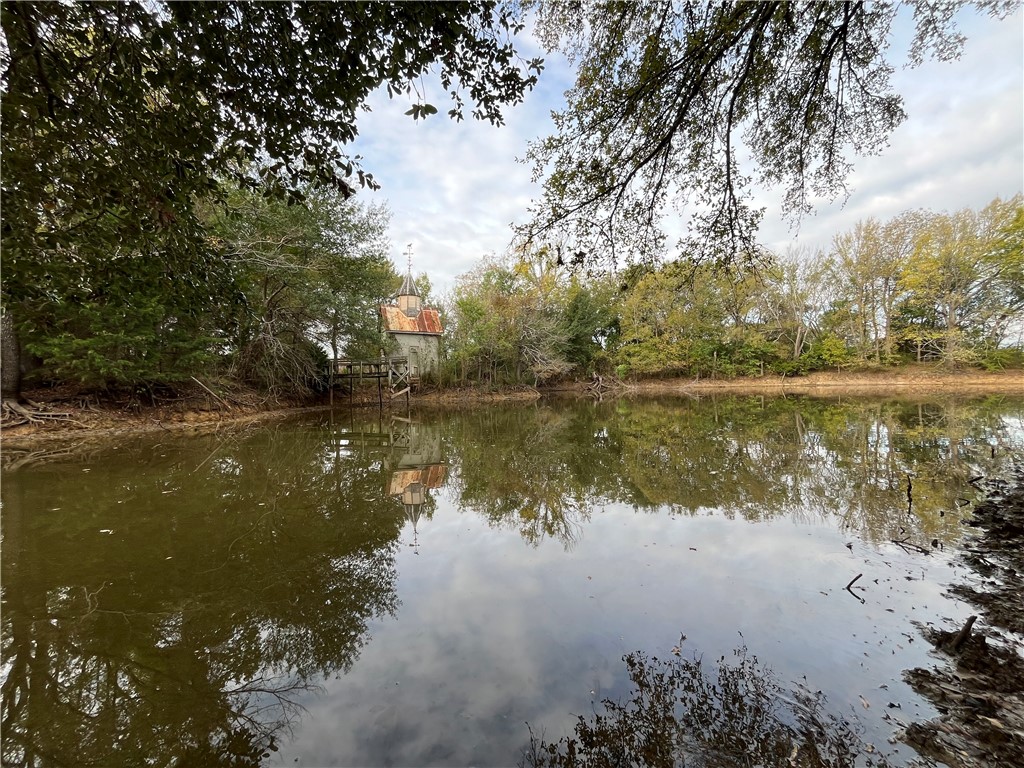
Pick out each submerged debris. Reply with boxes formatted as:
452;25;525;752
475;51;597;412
903;471;1024;768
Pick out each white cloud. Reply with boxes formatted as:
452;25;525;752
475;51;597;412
348;50;574;294
754;6;1023;255
351;7;1022;289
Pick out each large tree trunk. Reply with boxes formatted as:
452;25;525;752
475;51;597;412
1;311;22;401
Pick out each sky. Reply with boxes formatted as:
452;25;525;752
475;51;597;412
349;5;1023;296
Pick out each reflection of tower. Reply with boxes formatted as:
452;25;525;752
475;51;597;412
402;480;425;550
387;419;445;553
388;465;446;554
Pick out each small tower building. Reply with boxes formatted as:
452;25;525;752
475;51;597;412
380;252;443;379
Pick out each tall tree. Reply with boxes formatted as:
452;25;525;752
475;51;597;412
203;186;396;395
2;1;540;254
758;247;831;363
445;253;582;385
898;195;1024;364
1;1;540;390
828;212;919;363
613;260;746;377
520;0;1015;264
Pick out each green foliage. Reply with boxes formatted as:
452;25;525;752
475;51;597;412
203;185;395;395
809;333;852;371
562;281;618;372
23;299;217;390
2;1;538;393
444;250;618;386
769;357;811;377
977;347;1024;371
893;195;1023;366
611;258;772;378
10;179;395;393
3;2;540;257
12;239;237;389
827;212;920;364
566;197;1024;381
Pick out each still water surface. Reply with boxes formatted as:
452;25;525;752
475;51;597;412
2;395;1022;766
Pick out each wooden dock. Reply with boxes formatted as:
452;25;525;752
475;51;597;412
329;356;414;406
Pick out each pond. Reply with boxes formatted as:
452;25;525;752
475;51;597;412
2;394;1022;767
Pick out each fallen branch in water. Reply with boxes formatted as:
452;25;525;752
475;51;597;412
845;573;865;603
891;537;931;556
2;444;86;469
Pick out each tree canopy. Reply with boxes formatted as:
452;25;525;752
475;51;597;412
1;2;541;272
520;0;1017;265
203;186;396;395
0;1;541;394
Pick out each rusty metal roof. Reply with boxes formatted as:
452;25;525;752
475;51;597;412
380;305;443;335
388;465;447;495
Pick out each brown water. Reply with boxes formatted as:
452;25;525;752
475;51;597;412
2;394;1021;766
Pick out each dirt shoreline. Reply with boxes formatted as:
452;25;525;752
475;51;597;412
1;368;1021;449
623;368;1024;395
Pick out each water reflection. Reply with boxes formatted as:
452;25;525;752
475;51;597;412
1;422;404;766
524;646;893;768
2;395;1022;766
443;396;1021;549
385;416;446;552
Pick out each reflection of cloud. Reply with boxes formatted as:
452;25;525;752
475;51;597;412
275;491;964;766
284;532;608;765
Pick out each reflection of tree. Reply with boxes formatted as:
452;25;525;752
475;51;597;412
523;646;892;768
597;396;1021;545
442;396;1022;550
444;406;639;548
1;419;403;766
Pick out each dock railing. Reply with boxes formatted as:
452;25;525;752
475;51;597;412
329;356;412;406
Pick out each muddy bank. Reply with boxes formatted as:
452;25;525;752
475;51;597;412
626;367;1024;396
2;367;1020;448
903;471;1024;768
413;385;541;407
0;382;328;450
0;381;544;457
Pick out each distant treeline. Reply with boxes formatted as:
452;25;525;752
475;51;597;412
3;193;1020;398
441;195;1023;386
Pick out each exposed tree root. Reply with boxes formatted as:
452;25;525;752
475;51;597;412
1;398;84;428
586;374;625;399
